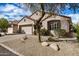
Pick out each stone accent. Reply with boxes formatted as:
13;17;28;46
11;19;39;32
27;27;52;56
41;42;49;47
49;43;60;51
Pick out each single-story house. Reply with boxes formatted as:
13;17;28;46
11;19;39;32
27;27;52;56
7;20;18;34
18;11;72;35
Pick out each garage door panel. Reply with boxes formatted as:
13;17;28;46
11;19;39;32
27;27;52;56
21;26;32;34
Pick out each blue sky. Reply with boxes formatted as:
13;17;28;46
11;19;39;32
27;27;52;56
0;3;79;24
0;3;32;21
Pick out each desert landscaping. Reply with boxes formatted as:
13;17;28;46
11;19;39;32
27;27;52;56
0;34;79;56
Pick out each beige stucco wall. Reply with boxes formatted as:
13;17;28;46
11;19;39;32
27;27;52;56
18;17;34;29
18;11;70;33
18;18;34;26
7;27;13;34
42;15;70;32
30;11;42;20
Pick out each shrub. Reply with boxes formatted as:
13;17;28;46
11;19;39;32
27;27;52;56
54;29;66;37
48;36;57;42
73;26;77;33
40;28;51;36
74;24;79;42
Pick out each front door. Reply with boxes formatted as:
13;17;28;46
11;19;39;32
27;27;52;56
47;20;61;30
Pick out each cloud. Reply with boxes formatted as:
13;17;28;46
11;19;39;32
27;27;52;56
67;14;79;24
0;3;31;20
3;4;16;11
0;14;9;19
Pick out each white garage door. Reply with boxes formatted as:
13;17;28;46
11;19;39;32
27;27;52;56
21;26;32;34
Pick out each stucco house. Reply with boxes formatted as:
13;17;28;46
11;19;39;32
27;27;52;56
7;20;18;34
18;11;72;35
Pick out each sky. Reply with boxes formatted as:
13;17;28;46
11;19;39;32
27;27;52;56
0;3;32;21
0;3;79;24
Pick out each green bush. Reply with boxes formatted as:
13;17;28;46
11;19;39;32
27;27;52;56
77;36;79;42
73;26;77;33
47;36;57;42
40;28;51;36
54;29;66;37
0;18;9;32
74;24;79;41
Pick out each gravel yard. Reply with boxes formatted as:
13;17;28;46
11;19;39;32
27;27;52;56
0;35;79;56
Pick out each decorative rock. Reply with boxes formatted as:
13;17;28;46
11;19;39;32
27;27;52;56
41;42;49;47
20;35;27;42
23;35;27;40
49;43;60;51
20;38;25;42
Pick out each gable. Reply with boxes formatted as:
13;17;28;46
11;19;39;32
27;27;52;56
30;11;42;20
18;17;34;25
30;11;71;21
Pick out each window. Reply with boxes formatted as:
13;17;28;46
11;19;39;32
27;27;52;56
48;20;61;30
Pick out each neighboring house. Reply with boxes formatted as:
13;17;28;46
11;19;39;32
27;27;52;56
18;11;72;35
7;20;18;34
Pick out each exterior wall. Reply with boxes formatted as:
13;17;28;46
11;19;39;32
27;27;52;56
7;27;13;34
18;11;71;34
30;11;42;20
18;17;34;34
18;18;34;26
42;15;70;32
13;25;18;33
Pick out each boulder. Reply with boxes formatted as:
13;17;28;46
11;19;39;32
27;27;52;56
49;43;60;51
41;42;49;47
23;35;27;40
20;35;27;41
20;38;25;42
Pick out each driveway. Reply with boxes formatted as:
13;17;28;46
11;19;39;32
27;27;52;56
0;34;25;42
0;34;25;56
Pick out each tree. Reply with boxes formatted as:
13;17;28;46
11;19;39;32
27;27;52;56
24;3;79;42
73;24;79;41
0;18;9;32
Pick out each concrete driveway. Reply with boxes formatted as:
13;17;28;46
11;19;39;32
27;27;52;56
0;34;27;56
0;34;26;42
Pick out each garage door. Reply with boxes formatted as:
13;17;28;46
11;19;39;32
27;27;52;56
21;26;32;34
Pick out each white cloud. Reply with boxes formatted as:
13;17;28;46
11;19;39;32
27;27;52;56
3;4;16;11
0;14;4;18
0;14;9;19
0;4;31;20
67;14;79;24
